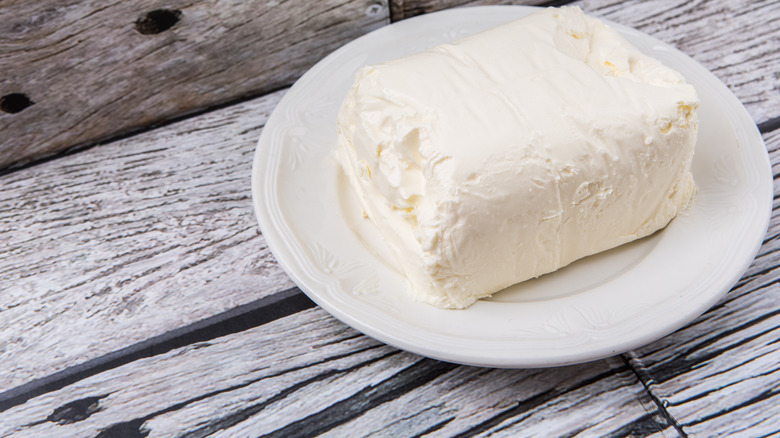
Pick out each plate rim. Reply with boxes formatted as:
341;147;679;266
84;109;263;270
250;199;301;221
252;5;773;368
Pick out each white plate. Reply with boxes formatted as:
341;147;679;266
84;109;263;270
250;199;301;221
252;6;772;367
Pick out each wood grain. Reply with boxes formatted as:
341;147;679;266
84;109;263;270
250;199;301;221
0;89;293;393
320;357;678;438
2;1;779;433
0;0;388;170
0;308;678;437
389;0;551;21
623;128;780;437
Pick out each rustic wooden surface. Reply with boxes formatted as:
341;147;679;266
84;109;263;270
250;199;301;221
389;0;550;21
0;89;293;393
1;308;680;437
0;0;387;171
2;0;780;436
627;127;780;437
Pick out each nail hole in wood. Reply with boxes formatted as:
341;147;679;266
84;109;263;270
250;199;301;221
135;9;181;35
0;93;34;114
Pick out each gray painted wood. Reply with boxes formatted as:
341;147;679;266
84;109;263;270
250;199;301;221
0;308;678;437
389;0;549;21
0;89;293;393
2;0;779;435
319;357;677;438
0;0;388;170
624;129;780;437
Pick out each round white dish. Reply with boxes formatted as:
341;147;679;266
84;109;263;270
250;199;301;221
252;6;772;367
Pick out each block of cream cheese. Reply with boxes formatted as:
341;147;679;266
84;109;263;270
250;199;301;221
336;6;698;309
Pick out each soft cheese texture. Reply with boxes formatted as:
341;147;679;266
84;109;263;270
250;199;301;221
337;6;698;309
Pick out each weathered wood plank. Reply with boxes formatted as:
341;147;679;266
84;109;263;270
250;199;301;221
389;0;551;21
625;129;780;437
0;307;677;437
319;357;679;438
575;0;780;126
0;89;294;393
352;4;780;431
1;1;777;431
0;0;388;170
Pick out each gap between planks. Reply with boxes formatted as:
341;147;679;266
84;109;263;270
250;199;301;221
0;307;679;438
2;0;779;433
0;88;296;392
0;288;314;412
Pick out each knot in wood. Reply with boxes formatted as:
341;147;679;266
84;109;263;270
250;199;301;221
0;93;33;114
135;9;181;35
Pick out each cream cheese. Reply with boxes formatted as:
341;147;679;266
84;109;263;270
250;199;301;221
336;6;698;309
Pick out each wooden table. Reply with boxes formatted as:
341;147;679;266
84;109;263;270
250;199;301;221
2;0;778;436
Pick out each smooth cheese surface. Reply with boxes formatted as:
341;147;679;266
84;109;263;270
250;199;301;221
336;6;698;309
